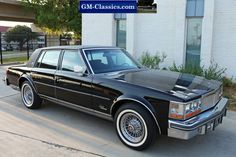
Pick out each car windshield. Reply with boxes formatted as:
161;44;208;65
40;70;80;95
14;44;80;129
84;49;140;74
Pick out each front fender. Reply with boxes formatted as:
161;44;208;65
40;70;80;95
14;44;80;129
110;94;162;134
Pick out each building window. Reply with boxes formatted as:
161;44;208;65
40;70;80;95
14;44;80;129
186;18;202;67
185;0;204;67
116;20;126;49
186;0;204;17
114;13;126;20
114;14;127;49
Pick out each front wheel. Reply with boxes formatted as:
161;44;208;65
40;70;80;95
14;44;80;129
21;81;42;109
114;104;158;150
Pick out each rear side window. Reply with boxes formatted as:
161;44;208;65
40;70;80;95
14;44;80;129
38;50;61;70
35;51;46;67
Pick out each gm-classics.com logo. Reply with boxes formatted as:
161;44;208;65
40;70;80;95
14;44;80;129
79;0;157;13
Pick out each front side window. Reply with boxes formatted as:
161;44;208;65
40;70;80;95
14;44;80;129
84;49;139;74
39;50;61;69
61;50;85;72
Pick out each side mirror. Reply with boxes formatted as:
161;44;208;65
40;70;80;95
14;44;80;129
73;65;86;76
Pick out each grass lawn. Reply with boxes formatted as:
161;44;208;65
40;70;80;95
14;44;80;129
2;50;30;55
2;57;27;64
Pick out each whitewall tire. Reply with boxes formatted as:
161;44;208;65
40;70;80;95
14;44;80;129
21;81;42;109
114;103;158;150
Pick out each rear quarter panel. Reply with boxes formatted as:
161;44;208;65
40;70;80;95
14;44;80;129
7;49;41;87
7;66;32;87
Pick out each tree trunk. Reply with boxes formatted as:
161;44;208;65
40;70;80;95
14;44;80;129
19;43;23;51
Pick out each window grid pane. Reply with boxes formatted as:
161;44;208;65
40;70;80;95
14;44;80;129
186;0;196;17
116;20;126;49
185;18;202;67
186;0;204;17
196;0;204;16
114;13;127;20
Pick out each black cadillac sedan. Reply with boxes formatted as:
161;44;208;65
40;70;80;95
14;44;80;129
5;46;228;150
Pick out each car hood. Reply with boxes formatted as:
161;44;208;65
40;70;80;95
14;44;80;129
113;69;221;101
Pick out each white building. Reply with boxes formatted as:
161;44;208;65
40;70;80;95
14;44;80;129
82;0;236;78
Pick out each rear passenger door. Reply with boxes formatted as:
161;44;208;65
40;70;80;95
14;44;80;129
55;49;93;109
31;49;61;98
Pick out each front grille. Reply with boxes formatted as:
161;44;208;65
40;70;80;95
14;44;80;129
201;88;221;111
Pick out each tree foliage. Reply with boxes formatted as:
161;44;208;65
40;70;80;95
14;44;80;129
138;0;154;6
21;0;81;36
4;25;37;51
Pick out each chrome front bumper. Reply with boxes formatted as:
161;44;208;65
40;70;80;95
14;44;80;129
168;97;228;140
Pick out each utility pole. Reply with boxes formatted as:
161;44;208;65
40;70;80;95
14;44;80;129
26;33;30;60
44;35;47;47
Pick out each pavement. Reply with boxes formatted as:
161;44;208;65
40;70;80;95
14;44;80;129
0;65;236;157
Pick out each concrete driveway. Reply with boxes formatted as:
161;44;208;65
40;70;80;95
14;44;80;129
0;65;236;157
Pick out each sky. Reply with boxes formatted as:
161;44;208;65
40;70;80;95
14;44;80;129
0;21;32;27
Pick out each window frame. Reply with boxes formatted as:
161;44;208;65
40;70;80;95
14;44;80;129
34;49;62;70
116;20;127;49
34;50;46;68
59;49;88;73
185;17;203;67
81;48;141;74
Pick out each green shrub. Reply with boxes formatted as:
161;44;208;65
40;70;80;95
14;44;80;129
169;63;203;76
169;62;227;82
139;52;166;69
204;63;226;81
222;77;234;87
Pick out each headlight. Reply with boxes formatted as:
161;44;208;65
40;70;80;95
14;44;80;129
169;99;201;120
169;103;184;119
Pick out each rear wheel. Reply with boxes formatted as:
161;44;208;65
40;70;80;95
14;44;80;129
21;81;42;109
114;103;158;150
